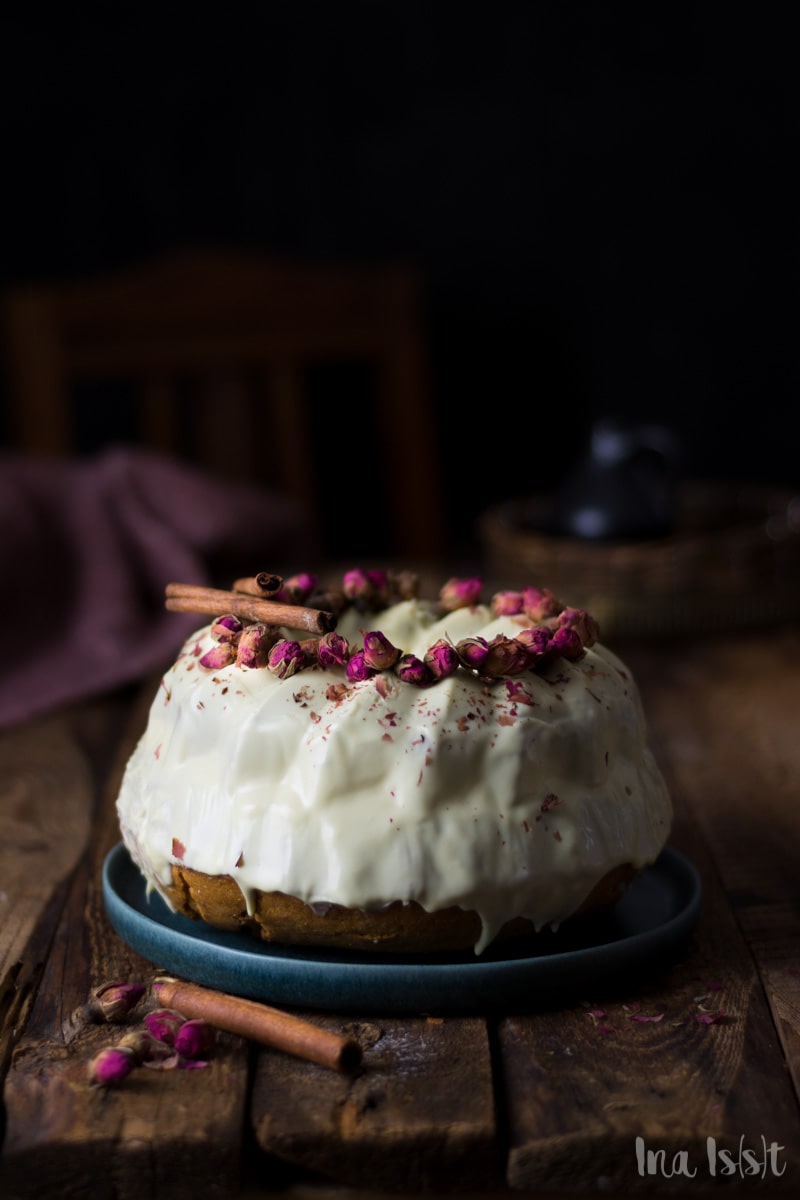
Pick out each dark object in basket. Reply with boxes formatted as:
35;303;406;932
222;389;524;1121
551;417;681;542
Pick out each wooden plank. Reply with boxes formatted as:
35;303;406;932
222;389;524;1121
498;632;800;1192
250;1012;502;1191
1;712;98;1088
0;715;93;979
633;629;800;1106
0;683;256;1200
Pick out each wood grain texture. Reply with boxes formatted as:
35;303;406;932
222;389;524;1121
0;682;253;1200
250;1013;502;1191
0;712;99;1102
632;628;800;1109
0;716;93;983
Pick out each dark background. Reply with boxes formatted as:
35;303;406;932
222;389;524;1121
1;3;797;554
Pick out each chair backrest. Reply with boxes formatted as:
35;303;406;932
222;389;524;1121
1;248;444;561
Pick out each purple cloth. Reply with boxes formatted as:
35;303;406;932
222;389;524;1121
0;447;313;729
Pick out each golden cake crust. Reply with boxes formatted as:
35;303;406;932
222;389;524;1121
163;861;638;954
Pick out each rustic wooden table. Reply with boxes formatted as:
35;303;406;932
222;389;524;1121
1;624;799;1198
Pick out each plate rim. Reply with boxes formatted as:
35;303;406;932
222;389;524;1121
103;842;701;1012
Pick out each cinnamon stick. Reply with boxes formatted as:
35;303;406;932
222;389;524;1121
164;583;337;634
154;978;362;1074
232;573;283;597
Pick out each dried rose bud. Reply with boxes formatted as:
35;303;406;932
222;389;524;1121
424;639;460;680
174;1019;215;1060
210;613;243;643
514;626;555;669
343;567;386;610
345;650;375;682
455;636;490;671
88;1044;137;1087
199;642;235;670
343;567;371;601
388;570;420;601
276;573;318;604
439;577;483;612
91;981;147;1023
236;623;278;669
268;639;306;679
483;636;531;677
318;630;350;668
521;586;562;621
362;630;401;670
549;626;584;660
365;569;390;604
144;1008;185;1046
556;607;600;648
299;637;320;664
491;590;524;617
394;653;433;686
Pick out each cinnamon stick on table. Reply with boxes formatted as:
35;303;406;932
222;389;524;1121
155;978;362;1074
164;583;337;634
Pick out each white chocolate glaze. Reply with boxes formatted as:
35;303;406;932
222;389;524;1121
116;599;672;953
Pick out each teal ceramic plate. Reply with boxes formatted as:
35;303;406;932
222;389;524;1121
103;842;701;1015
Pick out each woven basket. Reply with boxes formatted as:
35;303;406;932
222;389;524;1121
477;482;800;639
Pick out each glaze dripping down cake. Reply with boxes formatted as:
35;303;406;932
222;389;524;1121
115;568;672;956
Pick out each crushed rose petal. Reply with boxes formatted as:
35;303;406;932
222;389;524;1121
694;1010;729;1025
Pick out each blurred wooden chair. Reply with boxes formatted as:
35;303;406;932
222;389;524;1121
1;248;444;560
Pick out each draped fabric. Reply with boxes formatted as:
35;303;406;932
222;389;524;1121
0;447;311;728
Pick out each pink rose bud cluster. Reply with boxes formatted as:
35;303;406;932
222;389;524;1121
455;617;595;680
145;1008;214;1063
87;1002;216;1087
237;623;280;669
200;614;281;672
191;569;598;690
551;606;599;648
